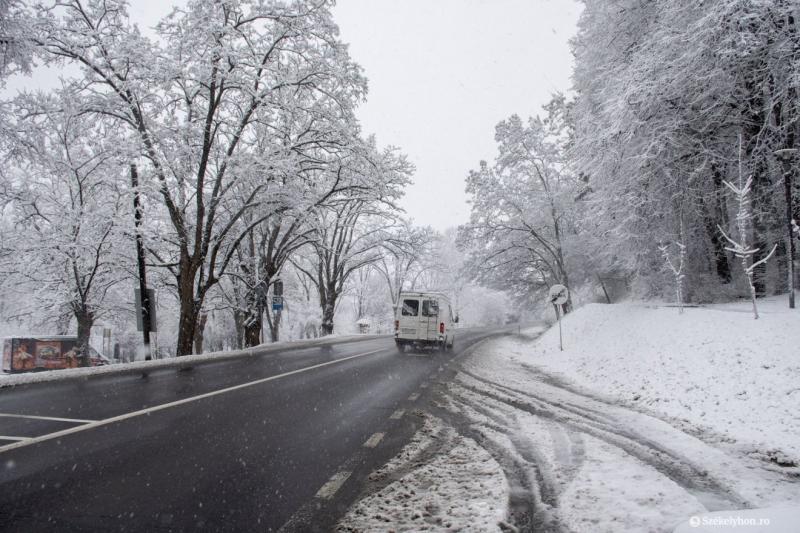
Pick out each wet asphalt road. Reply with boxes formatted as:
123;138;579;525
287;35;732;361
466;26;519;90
0;327;509;532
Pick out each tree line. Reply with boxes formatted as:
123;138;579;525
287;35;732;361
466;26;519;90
460;0;799;313
0;0;444;358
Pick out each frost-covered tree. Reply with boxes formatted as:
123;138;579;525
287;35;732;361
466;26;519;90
719;140;778;319
0;93;128;361
459;96;579;309
33;0;370;354
293;143;411;335
373;221;437;309
572;0;800;303
0;0;33;79
659;241;686;314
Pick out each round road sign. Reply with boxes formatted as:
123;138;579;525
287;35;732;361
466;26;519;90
548;284;569;306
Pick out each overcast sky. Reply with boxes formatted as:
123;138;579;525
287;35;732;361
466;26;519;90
333;0;583;231
6;0;582;232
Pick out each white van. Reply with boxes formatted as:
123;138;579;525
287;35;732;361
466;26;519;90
394;292;458;352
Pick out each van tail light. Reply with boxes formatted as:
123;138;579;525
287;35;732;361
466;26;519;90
395;320;399;331
439;322;445;334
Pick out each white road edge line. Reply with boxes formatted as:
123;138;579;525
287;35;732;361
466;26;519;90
0;349;384;455
0;413;96;424
408;392;420;401
389;409;405;420
362;432;385;448
0;436;29;442
315;471;351;499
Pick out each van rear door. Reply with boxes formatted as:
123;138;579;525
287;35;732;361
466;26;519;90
420;299;440;340
399;298;420;338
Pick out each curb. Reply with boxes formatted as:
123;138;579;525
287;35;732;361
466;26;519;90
0;334;392;389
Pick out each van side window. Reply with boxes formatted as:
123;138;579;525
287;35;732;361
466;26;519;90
422;299;439;317
402;299;419;316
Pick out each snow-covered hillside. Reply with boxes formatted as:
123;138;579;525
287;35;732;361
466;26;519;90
509;297;800;467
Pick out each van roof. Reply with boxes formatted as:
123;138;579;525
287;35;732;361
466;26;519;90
399;291;450;300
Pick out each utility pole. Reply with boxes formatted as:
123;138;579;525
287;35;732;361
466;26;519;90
774;148;797;309
131;164;153;359
272;279;284;342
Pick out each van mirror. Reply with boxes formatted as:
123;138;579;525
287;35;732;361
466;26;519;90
454;315;459;323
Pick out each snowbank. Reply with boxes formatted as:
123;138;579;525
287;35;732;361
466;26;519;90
0;333;390;388
338;414;508;532
511;297;800;466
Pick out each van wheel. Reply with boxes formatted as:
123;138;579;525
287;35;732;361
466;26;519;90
447;337;455;351
396;343;406;354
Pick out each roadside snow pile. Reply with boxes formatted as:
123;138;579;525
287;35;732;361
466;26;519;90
502;297;800;466
338;414;508;532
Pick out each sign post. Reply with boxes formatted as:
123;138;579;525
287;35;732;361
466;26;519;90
548;284;569;351
271;279;284;342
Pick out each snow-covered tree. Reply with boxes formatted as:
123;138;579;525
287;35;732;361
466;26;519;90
33;0;370;354
0;0;33;79
294;143;411;335
571;0;800;304
659;242;687;314
459;95;579;309
0;92;128;361
373;221;437;309
719;140;778;319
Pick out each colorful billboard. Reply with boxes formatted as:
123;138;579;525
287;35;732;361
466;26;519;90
2;337;107;373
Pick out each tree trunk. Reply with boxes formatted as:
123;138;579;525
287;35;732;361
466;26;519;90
194;312;208;355
710;166;732;283
74;306;94;367
244;313;261;347
175;261;201;356
702;167;732;284
709;228;732;283
597;275;612;304
320;301;335;336
232;310;246;349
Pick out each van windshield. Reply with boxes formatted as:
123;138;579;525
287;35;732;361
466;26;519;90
422;299;439;317
401;299;419;316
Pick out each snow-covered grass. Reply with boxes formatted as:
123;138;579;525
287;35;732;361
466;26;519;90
447;299;800;532
0;333;390;388
519;296;800;466
338;414;509;532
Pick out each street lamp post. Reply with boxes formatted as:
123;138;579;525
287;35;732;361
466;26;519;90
773;148;797;309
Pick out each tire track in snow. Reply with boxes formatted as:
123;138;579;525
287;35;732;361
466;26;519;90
427;401;562;533
445;392;563;510
547;425;585;488
453;369;749;512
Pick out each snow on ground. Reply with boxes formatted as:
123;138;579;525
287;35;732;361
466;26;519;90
557;434;704;532
440;296;800;532
514;297;800;466
0;333;389;388
338;413;509;532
